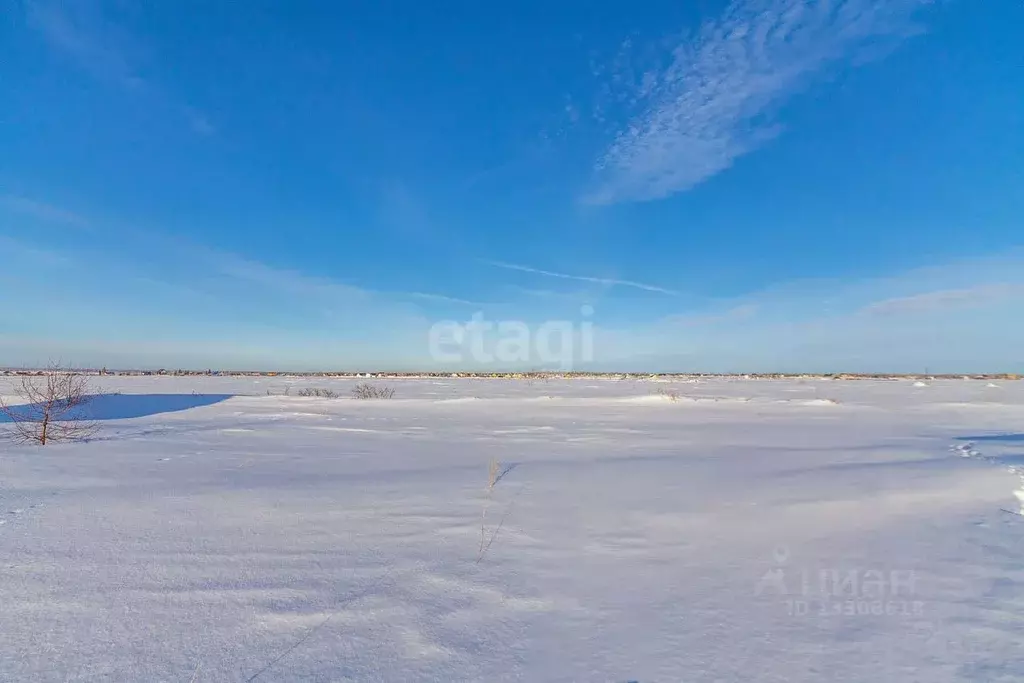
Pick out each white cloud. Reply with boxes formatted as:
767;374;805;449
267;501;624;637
588;0;934;204
486;259;678;295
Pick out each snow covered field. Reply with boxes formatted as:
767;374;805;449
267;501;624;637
2;376;1024;682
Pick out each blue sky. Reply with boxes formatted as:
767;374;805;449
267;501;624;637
1;0;1022;372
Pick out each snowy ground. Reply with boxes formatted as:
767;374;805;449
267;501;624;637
2;376;1024;682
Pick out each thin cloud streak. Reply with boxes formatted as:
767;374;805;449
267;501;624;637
588;0;934;204
587;255;1024;373
183;106;216;136
24;0;215;135
25;0;142;87
663;303;759;327
211;253;372;302
505;285;594;303
0;234;72;267
861;284;1024;316
486;259;679;295
1;194;488;316
408;292;485;306
0;195;90;227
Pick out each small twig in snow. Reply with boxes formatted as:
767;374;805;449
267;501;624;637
476;457;525;563
493;462;518;486
476;485;526;564
244;564;394;681
245;615;334;682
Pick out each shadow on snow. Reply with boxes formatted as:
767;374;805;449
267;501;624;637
956;434;1024;443
0;393;234;422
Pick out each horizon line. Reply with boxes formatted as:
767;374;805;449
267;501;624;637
1;367;1020;379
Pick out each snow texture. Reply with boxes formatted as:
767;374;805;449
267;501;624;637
2;376;1024;682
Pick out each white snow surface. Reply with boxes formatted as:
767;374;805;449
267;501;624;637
2;376;1024;682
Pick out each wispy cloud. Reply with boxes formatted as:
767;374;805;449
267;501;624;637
0;195;486;318
861;284;1024;316
182;106;216;136
25;0;142;87
588;0;933;204
24;0;215;135
585;254;1024;373
486;259;679;295
408;292;484;307
663;303;759;327
0;195;90;227
206;251;487;311
0;234;72;267
211;253;372;302
505;285;594;302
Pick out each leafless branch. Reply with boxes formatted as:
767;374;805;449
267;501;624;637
295;387;339;398
0;363;99;445
351;383;395;399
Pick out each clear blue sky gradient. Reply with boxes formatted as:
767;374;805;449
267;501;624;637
1;0;1022;372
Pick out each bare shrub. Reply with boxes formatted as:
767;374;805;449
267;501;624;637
351;383;395;400
655;387;680;402
0;366;98;445
295;387;339;398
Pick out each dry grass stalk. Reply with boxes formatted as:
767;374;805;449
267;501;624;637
656;387;680;402
477;457;517;563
